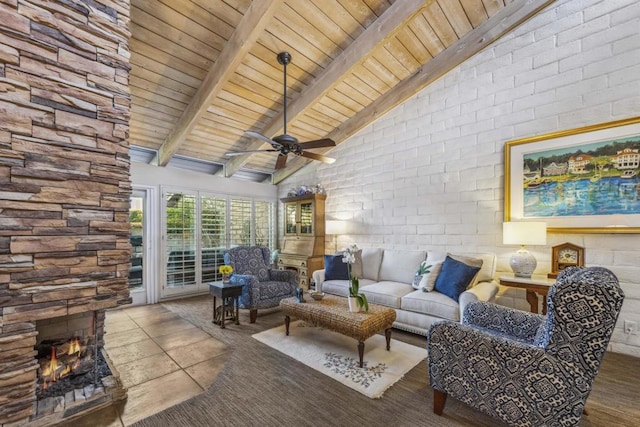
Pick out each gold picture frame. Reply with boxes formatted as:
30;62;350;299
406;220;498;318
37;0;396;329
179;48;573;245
504;117;640;234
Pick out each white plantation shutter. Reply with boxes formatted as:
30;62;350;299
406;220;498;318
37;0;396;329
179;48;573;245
165;192;196;288
161;188;276;297
254;200;274;248
201;195;227;282
230;198;252;246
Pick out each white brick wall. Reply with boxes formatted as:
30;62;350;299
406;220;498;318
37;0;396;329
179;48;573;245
280;0;640;357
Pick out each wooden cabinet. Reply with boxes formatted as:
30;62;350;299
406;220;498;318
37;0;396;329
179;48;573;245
279;194;326;289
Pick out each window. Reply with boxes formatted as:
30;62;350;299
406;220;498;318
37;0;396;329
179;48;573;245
161;188;276;294
230;198;252;246
165;192;197;288
201;195;227;283
254;200;274;248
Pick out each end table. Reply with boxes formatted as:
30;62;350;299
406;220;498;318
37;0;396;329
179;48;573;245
499;274;555;314
208;281;243;328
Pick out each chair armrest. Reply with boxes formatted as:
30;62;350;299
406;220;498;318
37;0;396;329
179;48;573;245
312;269;325;292
229;274;259;306
428;320;549;391
458;280;498;318
462;301;544;342
269;269;298;287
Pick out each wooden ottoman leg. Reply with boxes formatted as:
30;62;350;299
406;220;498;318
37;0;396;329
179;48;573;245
249;309;257;323
385;328;392;350
285;315;290;336
434;390;447;415
357;341;364;368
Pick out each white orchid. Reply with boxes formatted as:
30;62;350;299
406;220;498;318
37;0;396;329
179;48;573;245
341;244;359;266
340;244;368;311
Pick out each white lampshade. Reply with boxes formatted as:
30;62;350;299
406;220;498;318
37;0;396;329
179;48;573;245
326;220;348;235
502;222;547;246
503;222;547;278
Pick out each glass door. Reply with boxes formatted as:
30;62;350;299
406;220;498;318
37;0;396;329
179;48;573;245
299;201;313;235
128;190;147;305
284;202;297;235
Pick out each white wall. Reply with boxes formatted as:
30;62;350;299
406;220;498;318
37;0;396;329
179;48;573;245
280;0;640;356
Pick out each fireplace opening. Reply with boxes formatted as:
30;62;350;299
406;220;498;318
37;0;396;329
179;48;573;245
31;310;124;422
35;334;112;401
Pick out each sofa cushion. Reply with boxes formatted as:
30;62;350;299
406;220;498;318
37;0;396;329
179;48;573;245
323;278;376;297
428;251;496;284
434;256;481;301
359;281;414;309
361;248;383;281
401;289;460;321
324;254;349;280
379;250;427;284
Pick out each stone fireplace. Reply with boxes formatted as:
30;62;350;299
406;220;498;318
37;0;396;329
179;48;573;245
0;0;132;425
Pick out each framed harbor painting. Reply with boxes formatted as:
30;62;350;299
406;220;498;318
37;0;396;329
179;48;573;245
504;117;640;233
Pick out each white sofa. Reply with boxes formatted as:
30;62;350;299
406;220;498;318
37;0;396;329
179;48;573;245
311;248;499;336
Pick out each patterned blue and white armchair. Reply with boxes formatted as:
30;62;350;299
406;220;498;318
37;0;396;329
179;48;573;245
427;266;624;426
224;246;298;323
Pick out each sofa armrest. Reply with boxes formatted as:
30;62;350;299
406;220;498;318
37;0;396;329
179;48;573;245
462;300;544;342
312;269;325;291
458;280;498;317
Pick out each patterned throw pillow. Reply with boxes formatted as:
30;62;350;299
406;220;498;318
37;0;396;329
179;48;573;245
421;262;443;292
412;261;432;290
434;256;481;301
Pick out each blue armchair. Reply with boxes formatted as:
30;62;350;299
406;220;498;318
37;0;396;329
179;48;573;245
224;246;298;323
427;266;624;426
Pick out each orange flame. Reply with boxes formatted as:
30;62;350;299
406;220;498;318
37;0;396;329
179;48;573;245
68;338;81;355
41;346;58;388
41;338;83;388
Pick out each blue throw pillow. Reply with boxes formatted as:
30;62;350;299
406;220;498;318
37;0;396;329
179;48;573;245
434;256;481;301
324;254;349;280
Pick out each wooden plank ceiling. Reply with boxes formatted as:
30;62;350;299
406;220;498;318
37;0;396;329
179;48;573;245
128;0;555;183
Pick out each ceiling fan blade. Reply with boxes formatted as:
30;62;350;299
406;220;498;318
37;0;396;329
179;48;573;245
244;130;282;148
275;154;288;169
225;149;278;157
297;138;336;149
299;151;336;164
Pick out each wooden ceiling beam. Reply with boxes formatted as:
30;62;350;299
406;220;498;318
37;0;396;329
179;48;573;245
272;0;557;184
154;0;282;166
224;0;433;177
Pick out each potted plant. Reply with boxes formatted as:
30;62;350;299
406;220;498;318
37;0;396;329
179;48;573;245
342;244;368;312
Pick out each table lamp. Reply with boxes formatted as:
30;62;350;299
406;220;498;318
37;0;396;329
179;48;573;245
325;220;347;253
503;222;547;278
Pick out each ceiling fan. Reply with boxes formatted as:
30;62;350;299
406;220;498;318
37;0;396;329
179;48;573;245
225;51;336;170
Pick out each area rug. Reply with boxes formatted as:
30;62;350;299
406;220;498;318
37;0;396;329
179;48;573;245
252;320;427;399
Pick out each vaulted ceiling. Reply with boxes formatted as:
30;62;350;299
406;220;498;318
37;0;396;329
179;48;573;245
128;0;555;183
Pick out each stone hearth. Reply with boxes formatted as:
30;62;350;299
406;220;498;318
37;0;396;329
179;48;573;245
0;1;132;425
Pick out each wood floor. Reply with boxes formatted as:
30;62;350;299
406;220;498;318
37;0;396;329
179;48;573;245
62;297;640;426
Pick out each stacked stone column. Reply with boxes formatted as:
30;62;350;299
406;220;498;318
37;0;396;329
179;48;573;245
0;1;132;424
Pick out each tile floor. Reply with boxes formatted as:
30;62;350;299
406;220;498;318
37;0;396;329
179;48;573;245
61;304;230;426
